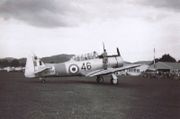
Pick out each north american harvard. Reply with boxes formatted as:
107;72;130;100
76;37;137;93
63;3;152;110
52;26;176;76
24;45;141;85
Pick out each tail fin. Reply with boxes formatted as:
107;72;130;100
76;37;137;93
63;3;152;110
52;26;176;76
24;55;45;78
24;55;35;78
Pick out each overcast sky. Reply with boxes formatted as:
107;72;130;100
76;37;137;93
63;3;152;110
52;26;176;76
0;0;180;62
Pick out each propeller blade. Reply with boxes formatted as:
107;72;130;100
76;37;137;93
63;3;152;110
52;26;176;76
103;42;105;51
117;48;121;56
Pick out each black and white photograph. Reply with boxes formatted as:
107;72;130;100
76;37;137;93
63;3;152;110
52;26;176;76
0;0;180;119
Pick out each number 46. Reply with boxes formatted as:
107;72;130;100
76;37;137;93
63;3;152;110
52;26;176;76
81;62;91;70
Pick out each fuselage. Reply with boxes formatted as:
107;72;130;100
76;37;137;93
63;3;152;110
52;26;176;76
29;56;124;78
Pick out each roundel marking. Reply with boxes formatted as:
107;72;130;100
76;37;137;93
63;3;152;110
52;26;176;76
69;64;79;74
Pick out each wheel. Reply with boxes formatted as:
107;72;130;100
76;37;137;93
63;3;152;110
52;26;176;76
111;78;118;85
96;76;104;83
96;78;100;83
110;73;118;85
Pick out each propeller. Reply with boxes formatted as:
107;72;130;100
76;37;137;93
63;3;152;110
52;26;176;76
100;42;121;57
103;42;106;52
117;48;121;56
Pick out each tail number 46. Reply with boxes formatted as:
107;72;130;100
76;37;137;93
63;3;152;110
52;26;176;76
81;62;91;70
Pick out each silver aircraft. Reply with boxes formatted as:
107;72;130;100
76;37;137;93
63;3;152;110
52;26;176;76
24;46;140;85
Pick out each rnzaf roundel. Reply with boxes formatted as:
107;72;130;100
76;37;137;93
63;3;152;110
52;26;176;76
69;64;79;74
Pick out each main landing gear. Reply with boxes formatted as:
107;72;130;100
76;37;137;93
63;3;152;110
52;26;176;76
96;76;104;83
110;73;118;85
96;73;118;85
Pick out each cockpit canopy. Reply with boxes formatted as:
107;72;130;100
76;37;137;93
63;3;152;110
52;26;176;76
71;51;98;61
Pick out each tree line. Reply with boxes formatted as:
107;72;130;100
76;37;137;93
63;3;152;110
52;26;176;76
0;58;25;68
155;54;180;63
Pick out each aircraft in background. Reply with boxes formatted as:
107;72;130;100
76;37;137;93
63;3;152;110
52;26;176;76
24;45;140;85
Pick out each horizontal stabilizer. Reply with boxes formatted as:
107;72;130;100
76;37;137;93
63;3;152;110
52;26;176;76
34;66;52;74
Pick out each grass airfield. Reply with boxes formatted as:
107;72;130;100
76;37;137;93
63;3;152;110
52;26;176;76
0;72;180;119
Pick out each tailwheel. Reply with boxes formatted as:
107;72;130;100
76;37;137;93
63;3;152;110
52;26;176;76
110;73;118;85
96;76;104;84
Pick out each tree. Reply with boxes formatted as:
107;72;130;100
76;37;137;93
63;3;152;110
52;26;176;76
11;59;20;67
0;59;9;67
158;54;176;62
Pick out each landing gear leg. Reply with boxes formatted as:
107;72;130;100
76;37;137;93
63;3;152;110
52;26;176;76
110;73;118;85
96;76;104;84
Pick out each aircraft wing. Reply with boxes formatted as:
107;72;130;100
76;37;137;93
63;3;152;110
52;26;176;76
34;66;52;74
85;64;141;77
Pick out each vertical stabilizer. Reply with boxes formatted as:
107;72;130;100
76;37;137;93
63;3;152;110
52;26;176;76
24;55;35;78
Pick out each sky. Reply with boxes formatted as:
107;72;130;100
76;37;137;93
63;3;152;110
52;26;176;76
0;0;180;62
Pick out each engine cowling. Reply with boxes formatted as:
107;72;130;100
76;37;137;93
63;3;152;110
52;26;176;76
108;56;123;68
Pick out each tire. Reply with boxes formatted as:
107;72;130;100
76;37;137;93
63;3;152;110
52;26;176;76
96;77;104;83
111;78;118;85
96;78;101;83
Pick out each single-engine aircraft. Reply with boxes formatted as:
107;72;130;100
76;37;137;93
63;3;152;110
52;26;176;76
24;45;140;85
